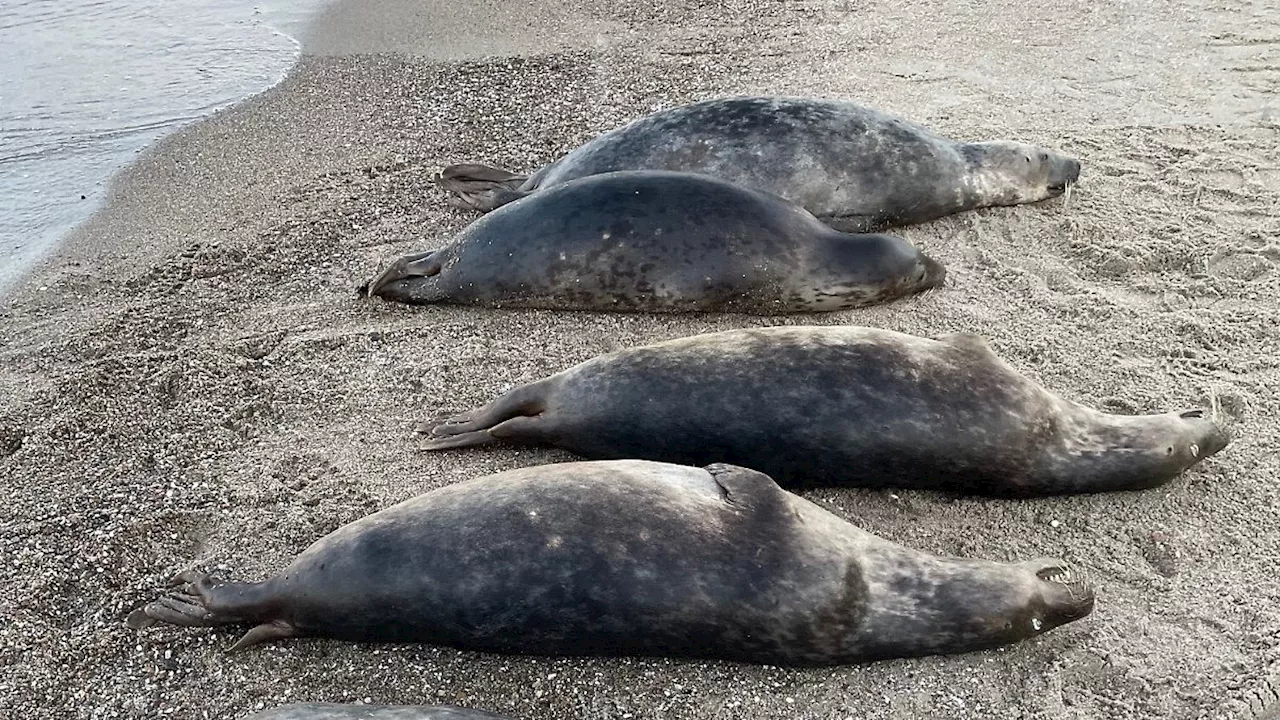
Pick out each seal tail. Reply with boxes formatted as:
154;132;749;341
434;163;530;212
416;380;550;451
126;569;298;652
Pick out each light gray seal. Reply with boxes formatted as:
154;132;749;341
243;705;514;720
363;170;945;314
127;460;1093;664
436;96;1082;232
420;326;1230;497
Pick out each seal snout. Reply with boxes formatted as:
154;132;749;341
916;252;947;290
1046;156;1082;196
1176;408;1231;461
1026;559;1095;630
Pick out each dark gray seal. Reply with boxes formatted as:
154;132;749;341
243;705;514;720
363;170;945;314
436;96;1082;232
420;326;1230;497
127;460;1094;664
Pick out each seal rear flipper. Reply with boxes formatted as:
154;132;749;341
417;381;551;445
127;569;273;633
418;416;545;451
362;250;443;298
435;163;530;212
229;620;299;652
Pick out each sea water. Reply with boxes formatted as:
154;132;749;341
0;0;327;296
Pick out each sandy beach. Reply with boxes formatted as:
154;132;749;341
1;0;1278;718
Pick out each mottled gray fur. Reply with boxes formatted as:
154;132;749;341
365;171;944;314
128;460;1092;664
421;327;1229;496
437;96;1082;232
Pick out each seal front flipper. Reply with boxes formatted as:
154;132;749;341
703;463;789;514
434;163;531;212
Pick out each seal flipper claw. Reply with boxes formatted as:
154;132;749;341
419;430;500;451
125;608;157;630
168;568;213;589
418;416;544;451
140;594;216;627
229;620;297;652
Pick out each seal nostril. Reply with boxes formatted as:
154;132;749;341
1179;409;1205;419
1036;565;1068;582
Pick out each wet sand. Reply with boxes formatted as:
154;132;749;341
1;0;1278;718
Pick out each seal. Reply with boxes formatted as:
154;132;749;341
436;96;1082;232
243;704;514;720
127;460;1094;664
420;326;1230;497
362;170;945;314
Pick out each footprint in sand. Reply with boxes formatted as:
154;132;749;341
1238;670;1280;720
1208;252;1274;282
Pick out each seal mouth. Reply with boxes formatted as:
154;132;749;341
1036;564;1080;585
917;253;947;290
1046;158;1082;198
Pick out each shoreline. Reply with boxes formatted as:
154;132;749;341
0;0;327;299
1;0;1278;718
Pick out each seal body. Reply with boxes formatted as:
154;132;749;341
421;327;1230;497
128;460;1093;664
244;705;513;720
437;96;1082;232
364;170;945;314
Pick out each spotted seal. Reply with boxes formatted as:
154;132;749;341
436;96;1081;232
420;326;1230;497
127;460;1093;663
363;170;944;314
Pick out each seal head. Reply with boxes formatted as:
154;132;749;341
961;141;1082;204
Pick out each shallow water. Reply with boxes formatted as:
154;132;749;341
0;0;326;295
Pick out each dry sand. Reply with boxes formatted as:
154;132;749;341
1;0;1278;718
